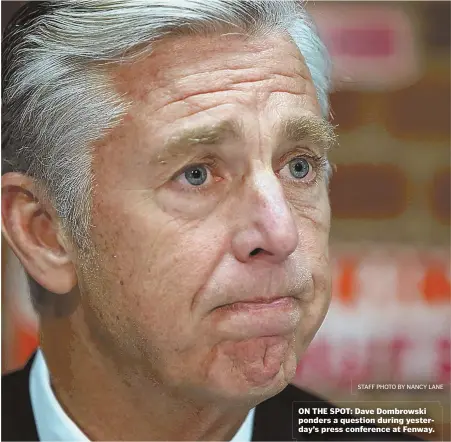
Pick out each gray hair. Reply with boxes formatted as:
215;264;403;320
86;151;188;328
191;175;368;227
2;0;332;250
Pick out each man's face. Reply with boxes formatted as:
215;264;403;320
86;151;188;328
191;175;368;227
81;32;333;403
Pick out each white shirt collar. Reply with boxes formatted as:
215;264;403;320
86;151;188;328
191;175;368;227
30;348;256;441
30;349;89;442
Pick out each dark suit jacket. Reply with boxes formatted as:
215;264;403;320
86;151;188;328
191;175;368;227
2;353;422;441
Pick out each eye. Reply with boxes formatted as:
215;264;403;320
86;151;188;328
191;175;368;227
288;157;310;179
186;166;207;186
278;155;321;184
180;165;209;186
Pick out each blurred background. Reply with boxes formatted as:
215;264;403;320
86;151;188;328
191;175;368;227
2;1;450;441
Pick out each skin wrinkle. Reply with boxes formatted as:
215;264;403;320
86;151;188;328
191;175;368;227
216;67;300;80
189;223;230;314
119;35;311;116
165;71;305;102
25;31;335;441
155;35;303;77
160;98;255;121
182;70;303;89
153;82;303;116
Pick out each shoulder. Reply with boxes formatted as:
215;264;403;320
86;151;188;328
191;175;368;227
2;357;33;409
2;354;39;441
252;383;424;441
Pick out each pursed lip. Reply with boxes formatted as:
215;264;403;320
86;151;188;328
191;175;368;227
211;295;301;338
215;295;293;310
236;296;287;304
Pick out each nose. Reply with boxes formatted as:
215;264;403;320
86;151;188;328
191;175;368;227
231;170;299;264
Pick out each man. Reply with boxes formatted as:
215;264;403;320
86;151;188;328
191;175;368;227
2;1;422;441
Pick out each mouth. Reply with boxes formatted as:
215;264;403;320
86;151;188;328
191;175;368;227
216;296;294;311
211;296;301;339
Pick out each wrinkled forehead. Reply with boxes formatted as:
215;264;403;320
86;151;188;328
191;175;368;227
110;31;311;105
90;36;335;196
92;32;329;171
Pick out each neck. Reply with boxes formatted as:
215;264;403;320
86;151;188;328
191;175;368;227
40;309;251;441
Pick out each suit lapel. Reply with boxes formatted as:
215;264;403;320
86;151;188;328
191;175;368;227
2;352;40;441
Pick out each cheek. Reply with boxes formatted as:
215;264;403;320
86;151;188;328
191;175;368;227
89;194;229;324
289;181;331;225
294;268;331;359
154;188;225;221
293;214;331;354
295;194;330;262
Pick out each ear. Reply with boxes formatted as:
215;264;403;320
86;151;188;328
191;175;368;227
1;173;77;294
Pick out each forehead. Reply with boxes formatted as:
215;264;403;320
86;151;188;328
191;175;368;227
95;31;325;178
93;32;327;189
111;31;319;116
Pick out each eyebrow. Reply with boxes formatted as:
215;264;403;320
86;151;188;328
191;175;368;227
277;115;337;152
155;115;337;163
156;119;244;162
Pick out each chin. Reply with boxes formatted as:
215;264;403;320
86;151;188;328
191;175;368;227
200;342;299;405
206;368;293;407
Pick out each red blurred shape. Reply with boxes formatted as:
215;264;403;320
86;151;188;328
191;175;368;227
390;337;411;381
295;340;332;380
436;338;450;383
309;4;420;91
338;260;357;306
329;28;394;57
420;265;451;303
13;326;39;369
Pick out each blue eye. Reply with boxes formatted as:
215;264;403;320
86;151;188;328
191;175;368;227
184;165;208;186
289;158;310;179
